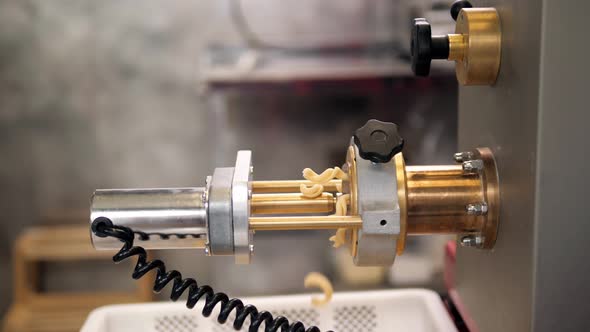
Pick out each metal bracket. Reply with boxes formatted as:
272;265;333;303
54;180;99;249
352;143;400;266
232;150;253;264
207;167;234;255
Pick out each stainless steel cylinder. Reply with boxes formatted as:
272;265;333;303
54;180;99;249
90;188;208;250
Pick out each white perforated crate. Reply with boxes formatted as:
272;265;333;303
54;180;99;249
81;289;457;332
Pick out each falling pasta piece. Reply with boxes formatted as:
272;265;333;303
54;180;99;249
329;228;348;248
328;194;351;248
304;272;334;307
300;183;324;198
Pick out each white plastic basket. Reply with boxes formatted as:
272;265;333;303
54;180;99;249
81;289;457;332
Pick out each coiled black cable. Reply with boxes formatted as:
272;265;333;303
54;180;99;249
91;217;332;332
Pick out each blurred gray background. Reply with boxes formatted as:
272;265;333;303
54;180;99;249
0;0;457;317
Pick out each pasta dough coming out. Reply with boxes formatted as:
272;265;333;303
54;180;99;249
300;167;347;198
298;167;351;248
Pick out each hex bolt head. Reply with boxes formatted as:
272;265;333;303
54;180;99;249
466;203;488;215
454;151;474;163
460;235;483;247
462;159;484;173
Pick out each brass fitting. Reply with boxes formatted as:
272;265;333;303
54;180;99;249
248;148;500;251
411;4;502;85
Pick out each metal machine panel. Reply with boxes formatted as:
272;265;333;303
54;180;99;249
532;1;590;330
456;1;590;331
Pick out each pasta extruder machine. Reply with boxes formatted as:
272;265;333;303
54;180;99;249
90;119;500;266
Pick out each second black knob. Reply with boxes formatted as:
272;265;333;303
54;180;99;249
411;18;450;77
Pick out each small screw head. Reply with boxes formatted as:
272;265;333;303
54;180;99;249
460;235;483;247
466;203;488;215
454;151;474;163
204;244;211;256
462;159;484;173
249;244;254;253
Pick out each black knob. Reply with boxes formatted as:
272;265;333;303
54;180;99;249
450;0;473;21
411;18;450;77
353;120;404;163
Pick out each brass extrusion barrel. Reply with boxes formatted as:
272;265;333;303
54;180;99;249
405;165;485;234
251;193;335;215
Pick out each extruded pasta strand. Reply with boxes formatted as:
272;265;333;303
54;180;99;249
300;167;347;198
299;183;324;199
298;167;351;248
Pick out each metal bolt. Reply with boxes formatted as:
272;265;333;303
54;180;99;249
454;151;474;163
462;159;484;173
249;244;254;253
204;244;211;256
460;235;483;247
466;202;488;215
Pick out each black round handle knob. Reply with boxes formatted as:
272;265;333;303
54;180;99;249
450;0;473;21
353;119;404;163
411;18;450;77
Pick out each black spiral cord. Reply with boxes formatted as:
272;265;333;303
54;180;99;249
91;217;332;332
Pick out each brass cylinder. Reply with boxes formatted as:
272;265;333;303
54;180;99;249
252;180;341;194
249;216;362;231
405;165;485;235
454;8;502;85
251;193;335;215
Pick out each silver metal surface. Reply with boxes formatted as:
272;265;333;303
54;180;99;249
352;143;399;266
457;1;590;331
232;150;253;264
207;167;235;255
90;188;207;250
454;151;474;163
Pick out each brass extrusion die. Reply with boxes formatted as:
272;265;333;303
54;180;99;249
346;145;359;257
454;8;502;85
394;153;408;255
